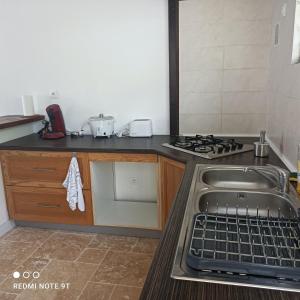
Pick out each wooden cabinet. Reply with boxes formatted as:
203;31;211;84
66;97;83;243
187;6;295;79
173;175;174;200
1;151;90;189
0;150;186;229
6;186;93;225
89;152;160;230
1;151;93;225
159;156;185;227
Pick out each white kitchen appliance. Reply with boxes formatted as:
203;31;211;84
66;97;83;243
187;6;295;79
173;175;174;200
89;114;114;138
129;119;152;137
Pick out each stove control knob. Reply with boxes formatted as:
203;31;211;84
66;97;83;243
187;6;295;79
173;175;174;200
237;143;243;150
216;146;223;154
231;143;237;151
223;144;230;152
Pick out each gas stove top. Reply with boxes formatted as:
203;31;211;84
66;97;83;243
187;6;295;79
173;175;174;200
163;135;253;159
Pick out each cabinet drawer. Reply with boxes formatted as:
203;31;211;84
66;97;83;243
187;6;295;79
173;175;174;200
1;151;90;189
6;186;93;225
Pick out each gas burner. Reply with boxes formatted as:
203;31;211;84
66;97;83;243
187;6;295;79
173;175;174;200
193;145;214;153
164;135;253;159
174;141;193;148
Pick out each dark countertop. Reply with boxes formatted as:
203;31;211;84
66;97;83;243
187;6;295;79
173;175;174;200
0;134;296;300
0;134;283;166
0;115;44;130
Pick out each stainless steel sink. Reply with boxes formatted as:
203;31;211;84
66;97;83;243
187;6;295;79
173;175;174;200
197;191;297;219
172;164;300;292
201;167;276;190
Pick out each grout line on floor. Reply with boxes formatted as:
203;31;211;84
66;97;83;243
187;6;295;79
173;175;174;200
76;251;110;300
25;232;57;262
108;284;117;300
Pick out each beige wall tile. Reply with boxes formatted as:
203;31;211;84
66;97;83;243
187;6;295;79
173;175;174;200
281;97;298;164
179;0;273;136
180;47;223;71
180;92;221;114
267;0;300;169
223;69;268;91
180;70;223;93
180;113;221;134
224;46;270;69
222;113;267;134
180;0;224;25
222;92;267;113
180;22;223;48
224;0;273;21
222;20;272;45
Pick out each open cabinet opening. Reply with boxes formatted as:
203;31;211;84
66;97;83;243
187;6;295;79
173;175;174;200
90;161;159;229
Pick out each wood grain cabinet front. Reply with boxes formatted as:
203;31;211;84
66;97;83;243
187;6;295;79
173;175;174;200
159;156;185;228
1;151;90;189
0;150;186;229
6;186;93;225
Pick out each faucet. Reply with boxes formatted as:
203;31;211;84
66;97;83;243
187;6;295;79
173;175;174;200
244;164;290;193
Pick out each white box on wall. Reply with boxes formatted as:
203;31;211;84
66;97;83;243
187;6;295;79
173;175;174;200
114;162;157;203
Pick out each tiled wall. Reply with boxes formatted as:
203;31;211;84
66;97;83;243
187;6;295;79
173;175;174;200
267;0;300;170
179;0;273;134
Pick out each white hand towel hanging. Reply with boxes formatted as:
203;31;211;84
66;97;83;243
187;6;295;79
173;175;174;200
63;156;85;212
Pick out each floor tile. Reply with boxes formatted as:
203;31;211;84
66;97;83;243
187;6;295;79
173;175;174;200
0;257;49;294
16;260;97;300
0;275;6;284
17;288;79;300
92;251;152;287
132;238;159;254
88;234;138;252
3;227;54;245
0;241;38;265
111;285;142;300
0;291;17;300
32;232;93;261
0;259;19;277
78;282;114;300
77;248;107;264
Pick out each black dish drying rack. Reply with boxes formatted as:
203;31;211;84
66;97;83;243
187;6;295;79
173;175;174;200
187;211;300;280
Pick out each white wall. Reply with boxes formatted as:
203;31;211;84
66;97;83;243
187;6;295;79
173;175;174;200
267;0;300;170
0;0;169;134
179;0;273;135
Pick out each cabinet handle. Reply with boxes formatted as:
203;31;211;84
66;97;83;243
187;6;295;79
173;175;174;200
32;167;56;173
37;203;61;208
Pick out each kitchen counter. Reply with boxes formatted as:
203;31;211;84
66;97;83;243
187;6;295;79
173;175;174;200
0;115;44;129
0;134;297;299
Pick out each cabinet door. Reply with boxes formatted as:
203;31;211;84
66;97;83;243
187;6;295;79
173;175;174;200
159;156;185;228
1;151;90;189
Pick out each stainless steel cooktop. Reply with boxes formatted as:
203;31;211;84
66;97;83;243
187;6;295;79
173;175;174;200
162;135;253;159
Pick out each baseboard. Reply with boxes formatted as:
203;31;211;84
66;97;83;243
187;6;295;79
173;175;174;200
0;220;15;237
266;137;296;172
15;221;162;239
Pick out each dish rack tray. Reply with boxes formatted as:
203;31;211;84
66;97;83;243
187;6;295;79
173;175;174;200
187;212;300;280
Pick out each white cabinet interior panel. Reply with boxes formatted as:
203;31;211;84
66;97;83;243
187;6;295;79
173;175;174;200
114;162;157;203
91;161;158;229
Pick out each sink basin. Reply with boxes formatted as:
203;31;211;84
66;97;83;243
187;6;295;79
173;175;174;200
197;190;297;219
201;168;276;189
172;164;300;292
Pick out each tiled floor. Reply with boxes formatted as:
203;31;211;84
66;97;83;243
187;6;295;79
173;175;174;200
0;227;159;300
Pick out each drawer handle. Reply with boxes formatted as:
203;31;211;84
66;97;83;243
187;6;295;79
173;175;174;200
37;203;61;208
32;167;56;173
